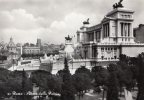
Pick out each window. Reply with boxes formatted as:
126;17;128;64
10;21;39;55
101;56;104;60
103;23;110;38
121;23;123;36
128;23;130;36
105;48;107;51
114;56;117;59
101;48;104;52
122;23;130;37
114;48;117;51
113;38;116;42
121;14;131;19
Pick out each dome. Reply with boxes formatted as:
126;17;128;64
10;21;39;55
7;37;16;47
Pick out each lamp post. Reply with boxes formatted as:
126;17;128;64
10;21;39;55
101;86;105;100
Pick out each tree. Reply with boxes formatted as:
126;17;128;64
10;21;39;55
24;43;29;47
31;70;63;100
53;49;59;55
107;64;119;100
0;81;9;99
57;58;76;100
0;68;32;99
48;75;63;94
91;66;109;100
72;73;91;99
0;55;7;63
0;68;10;98
136;52;144;100
119;54;129;64
30;43;35;47
64;57;69;70
61;79;76;100
129;57;139;89
30;70;51;92
117;61;133;91
8;70;32;94
75;66;91;78
117;54;136;96
91;66;109;87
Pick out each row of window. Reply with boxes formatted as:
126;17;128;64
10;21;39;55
121;14;132;19
121;23;130;37
85;22;131;41
122;38;130;41
103;23;110;38
101;47;117;60
101;47;117;52
101;56;117;60
25;50;40;54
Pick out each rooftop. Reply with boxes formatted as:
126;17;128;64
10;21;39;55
106;8;134;17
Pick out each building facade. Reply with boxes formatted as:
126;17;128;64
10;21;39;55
22;39;42;55
76;6;144;66
134;24;144;43
22;46;40;54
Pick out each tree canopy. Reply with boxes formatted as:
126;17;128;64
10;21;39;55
0;68;32;98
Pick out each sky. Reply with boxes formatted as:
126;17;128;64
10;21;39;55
0;0;143;44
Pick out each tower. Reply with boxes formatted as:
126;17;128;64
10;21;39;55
36;38;41;47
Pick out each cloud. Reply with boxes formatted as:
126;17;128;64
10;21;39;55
0;9;48;43
0;10;92;44
0;9;44;30
0;0;144;44
39;12;87;44
2;28;45;43
43;12;94;43
39;12;100;44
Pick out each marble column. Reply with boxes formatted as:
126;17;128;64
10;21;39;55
94;31;96;42
89;44;92;59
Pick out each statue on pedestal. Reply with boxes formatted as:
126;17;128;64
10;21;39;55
83;18;90;25
113;0;124;9
65;35;72;41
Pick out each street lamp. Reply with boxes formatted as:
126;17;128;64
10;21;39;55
101;85;105;100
